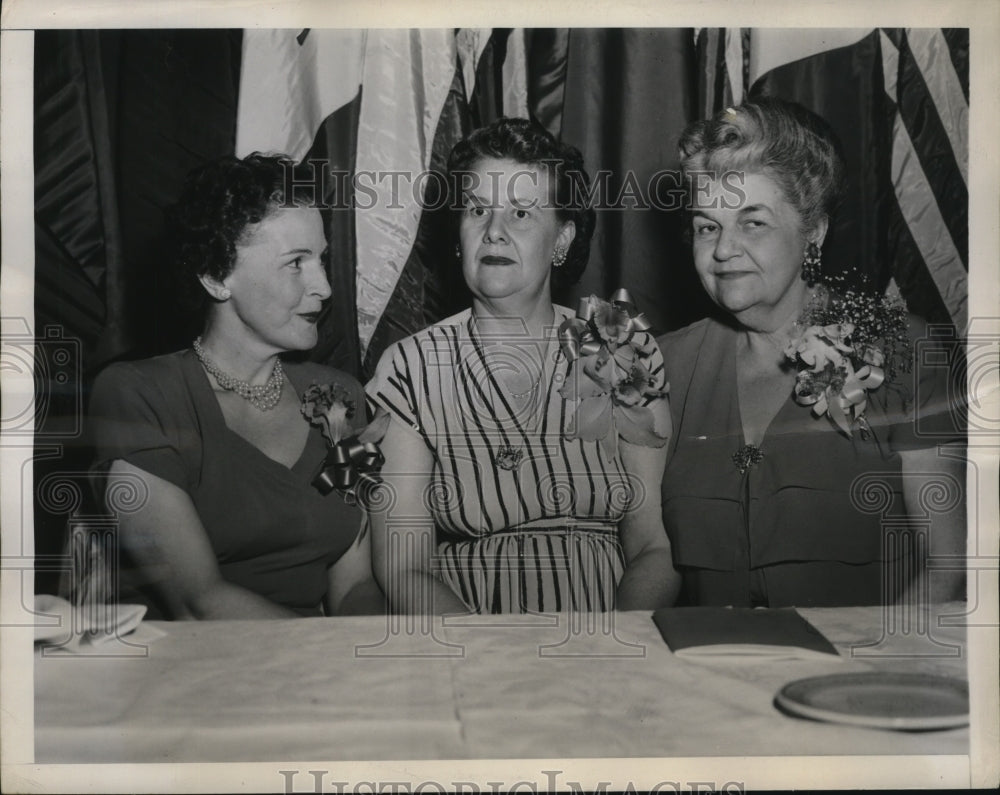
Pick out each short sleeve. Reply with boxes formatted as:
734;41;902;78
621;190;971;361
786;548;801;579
884;316;966;451
89;361;195;491
364;340;430;443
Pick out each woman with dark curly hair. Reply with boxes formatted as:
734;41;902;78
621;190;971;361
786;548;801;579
366;118;679;614
89;153;384;619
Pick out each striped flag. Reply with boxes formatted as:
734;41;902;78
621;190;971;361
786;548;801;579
702;28;969;332
236;28;523;376
236;29;366;161
352;29;455;358
695;27;749;117
879;29;968;333
236;29;369;374
360;28;519;373
503;29;530;119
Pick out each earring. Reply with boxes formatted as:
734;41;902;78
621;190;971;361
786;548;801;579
801;242;822;285
552;247;567;269
454;244;462;260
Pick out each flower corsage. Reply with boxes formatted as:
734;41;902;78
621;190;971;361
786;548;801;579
557;289;671;462
784;283;911;438
301;382;390;504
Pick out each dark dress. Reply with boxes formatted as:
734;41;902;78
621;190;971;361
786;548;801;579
89;350;365;616
659;316;963;608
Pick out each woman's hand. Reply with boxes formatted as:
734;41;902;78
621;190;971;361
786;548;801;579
107;460;299;619
369;418;472;616
615;440;680;610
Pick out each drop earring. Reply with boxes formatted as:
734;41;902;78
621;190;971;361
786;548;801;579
801;242;822;285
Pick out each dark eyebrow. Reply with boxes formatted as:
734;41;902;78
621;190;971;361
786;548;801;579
279;248;314;257
738;204;774;216
462;192;497;206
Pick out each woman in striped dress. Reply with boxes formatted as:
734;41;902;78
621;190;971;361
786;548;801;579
366;118;679;614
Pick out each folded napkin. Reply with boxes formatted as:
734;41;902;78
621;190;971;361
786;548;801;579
652;607;841;661
34;594;163;652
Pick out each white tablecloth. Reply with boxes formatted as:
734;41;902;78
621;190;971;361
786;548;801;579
35;605;969;762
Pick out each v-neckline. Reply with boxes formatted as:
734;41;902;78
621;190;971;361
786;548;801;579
464;309;563;411
731;329;798;449
184;349;318;476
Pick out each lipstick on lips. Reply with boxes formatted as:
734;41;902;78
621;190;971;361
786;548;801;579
299;311;321;323
480;254;516;266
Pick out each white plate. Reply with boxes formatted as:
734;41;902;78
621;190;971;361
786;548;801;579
775;672;968;731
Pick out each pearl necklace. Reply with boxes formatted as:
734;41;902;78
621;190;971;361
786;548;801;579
192;337;285;411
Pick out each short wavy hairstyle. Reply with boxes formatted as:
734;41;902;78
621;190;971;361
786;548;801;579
447;117;596;290
169;152;308;313
678;97;845;235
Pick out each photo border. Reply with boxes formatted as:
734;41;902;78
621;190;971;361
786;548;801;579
2;0;997;791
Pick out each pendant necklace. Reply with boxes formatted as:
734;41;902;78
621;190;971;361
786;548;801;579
468;319;550;471
489;365;545;472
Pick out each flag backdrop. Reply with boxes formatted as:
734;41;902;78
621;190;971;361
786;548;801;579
31;28;970;587
699;27;969;332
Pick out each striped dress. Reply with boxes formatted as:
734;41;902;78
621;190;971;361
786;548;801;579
365;306;667;614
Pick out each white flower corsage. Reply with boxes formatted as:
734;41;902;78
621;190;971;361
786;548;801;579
557;289;671;461
784;284;910;438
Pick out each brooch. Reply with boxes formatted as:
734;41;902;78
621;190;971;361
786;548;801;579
494;446;524;471
732;444;764;475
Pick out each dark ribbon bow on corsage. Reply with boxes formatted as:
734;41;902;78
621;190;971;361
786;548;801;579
301;383;391;504
557;290;671;462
